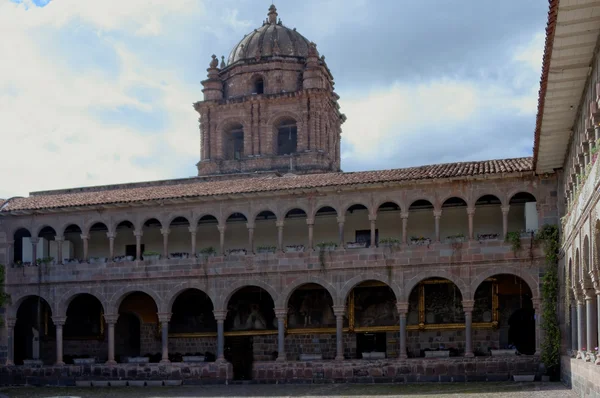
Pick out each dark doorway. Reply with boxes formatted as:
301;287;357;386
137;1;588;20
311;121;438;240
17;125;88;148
355;229;378;247
225;336;253;380
508;308;536;355
356;332;386;358
115;313;141;362
125;244;143;259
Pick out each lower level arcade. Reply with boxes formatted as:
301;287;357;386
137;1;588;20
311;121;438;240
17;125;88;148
7;273;539;382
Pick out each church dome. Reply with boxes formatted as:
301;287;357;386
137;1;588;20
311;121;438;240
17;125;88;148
227;5;312;66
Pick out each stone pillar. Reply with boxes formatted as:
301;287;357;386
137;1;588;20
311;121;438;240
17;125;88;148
161;228;170;259
218;225;226;255
396;302;408;359
247;223;255;253
134;230;143;260
532;297;541;355
158;313;171;363
275;309;286;361
585;291;598;360
107;232;116;260
6;318;16;366
433;210;442;243
55;236;64;264
214;310;227;361
307;219;314;251
463;299;474;357
53;316;66;365
576;297;586;358
333;305;345;360
401;212;409;245
337;217;345;248
595;125;600;142
467;207;475;241
189;227;197;257
501;205;510;239
30;237;38;264
369;215;377;247
276;221;284;252
571;302;578;353
104;314;119;365
81;234;89;262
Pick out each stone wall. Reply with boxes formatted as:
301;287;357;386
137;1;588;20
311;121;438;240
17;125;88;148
168;337;216;357
561;356;600;398
284;333;356;361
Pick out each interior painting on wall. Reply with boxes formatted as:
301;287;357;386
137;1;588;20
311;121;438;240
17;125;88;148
353;284;398;327
226;287;276;331
287;286;336;328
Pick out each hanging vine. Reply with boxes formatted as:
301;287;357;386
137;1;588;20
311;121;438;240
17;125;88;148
535;224;561;380
0;265;10;325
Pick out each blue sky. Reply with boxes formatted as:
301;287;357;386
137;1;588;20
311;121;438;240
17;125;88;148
0;0;547;198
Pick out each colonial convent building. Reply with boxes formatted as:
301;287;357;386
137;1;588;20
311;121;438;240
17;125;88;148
0;2;598;391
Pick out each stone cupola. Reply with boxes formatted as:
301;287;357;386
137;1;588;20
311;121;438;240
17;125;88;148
193;4;346;177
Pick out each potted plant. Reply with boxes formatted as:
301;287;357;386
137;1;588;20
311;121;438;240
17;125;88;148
227;248;247;256
169;252;189;259
444;234;465;244
142;251;161;261
346;241;367;249
285;244;305;253
477;233;499;241
316;242;337;251
379;237;401;248
410;236;431;246
256;245;276;254
197;247;216;257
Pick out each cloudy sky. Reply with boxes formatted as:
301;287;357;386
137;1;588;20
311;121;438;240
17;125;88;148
0;0;547;198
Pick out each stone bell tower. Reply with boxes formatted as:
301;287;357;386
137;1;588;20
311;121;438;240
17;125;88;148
193;5;346;176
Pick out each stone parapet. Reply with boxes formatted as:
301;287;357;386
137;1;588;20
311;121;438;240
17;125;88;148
561;355;600;398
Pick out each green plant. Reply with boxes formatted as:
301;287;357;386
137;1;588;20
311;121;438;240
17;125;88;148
506;232;521;254
316;242;337;249
256;246;276;252
379;237;401;245
198;247;216;255
142;251;160;256
535;224;561;380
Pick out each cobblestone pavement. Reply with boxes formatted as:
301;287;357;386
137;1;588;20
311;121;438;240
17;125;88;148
0;382;576;398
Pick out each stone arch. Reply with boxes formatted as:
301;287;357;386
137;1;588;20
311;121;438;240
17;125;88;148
575;248;581;283
507;189;537;205
469;266;539;300
281;204;310;221
404;270;468;302
216;279;278;312
108;286;163;315
277;275;337;309
594;219;600;272
192;212;220;227
249;73;266;94
83;220;109;236
475;192;506;207
338;272;401;306
165;213;192;228
56;288;107;318
374;197;403;212
250;207;279;223
59;221;86;237
266;111;301;130
9;292;54;318
311;204;340;220
219;118;247;160
8;225;33;241
166;285;216;314
136;216;164;232
217;117;249;134
111;218;136;234
33;223;57;238
583;235;591;277
439;193;471;210
224;210;250;223
408;197;436;209
342;201;371;215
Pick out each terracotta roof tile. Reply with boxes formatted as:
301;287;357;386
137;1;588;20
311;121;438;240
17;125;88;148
0;157;533;213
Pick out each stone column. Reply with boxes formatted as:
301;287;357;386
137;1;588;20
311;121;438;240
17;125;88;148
158;313;171;363
585;291;598;360
6;318;16;366
107;232;116;260
396;302;408;360
337;217;345;248
467;207;475;241
247;223;255;253
134;230;143;260
214;310;227;362
532;297;541;355
401;212;409;245
307;219;314;251
463;299;474;357
369;215;377;247
570;301;578;354
433;210;442;243
577;297;587;358
595;124;600;142
104;314;119;365
333;305;345;360
218;225;226;255
276;221;284;252
501;205;510;239
161;228;170;259
81;234;89;262
275;309;286;361
55;236;64;265
189;227;197;257
53;316;66;365
30;237;38;264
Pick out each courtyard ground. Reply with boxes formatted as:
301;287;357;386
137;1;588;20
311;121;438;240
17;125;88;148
0;381;575;398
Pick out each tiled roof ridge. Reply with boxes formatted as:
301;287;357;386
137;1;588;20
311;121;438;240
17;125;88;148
0;157;533;213
532;0;559;169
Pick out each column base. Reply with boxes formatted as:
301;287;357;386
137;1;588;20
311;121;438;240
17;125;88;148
55;361;65;366
216;357;227;364
464;352;474;358
276;356;286;362
160;359;171;364
105;360;117;366
335;355;344;361
5;361;13;366
399;354;407;360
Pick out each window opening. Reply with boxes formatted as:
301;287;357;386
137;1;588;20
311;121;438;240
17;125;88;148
277;123;297;155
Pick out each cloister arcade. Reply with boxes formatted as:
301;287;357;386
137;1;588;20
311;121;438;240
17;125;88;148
6;192;538;265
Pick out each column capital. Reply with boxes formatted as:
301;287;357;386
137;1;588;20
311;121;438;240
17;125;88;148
368;214;377;222
306;218;315;226
531;297;541;310
217;225;226;233
462;300;475;313
213;310;228;321
332;305;345;317
55;235;65;242
396;302;409;315
246;222;255;230
80;234;89;240
433;209;442;218
6;317;17;328
400;212;409;220
501;205;510;215
188;226;197;234
52;316;67;326
466;207;475;216
274;308;287;319
106;232;116;239
103;314;119;324
275;221;285;228
157;312;171;323
134;230;143;238
336;216;345;224
160;228;170;236
29;237;39;245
